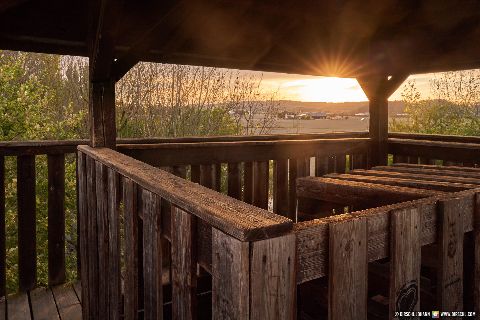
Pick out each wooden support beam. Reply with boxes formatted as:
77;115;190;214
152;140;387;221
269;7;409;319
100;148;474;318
357;73;408;166
89;79;116;148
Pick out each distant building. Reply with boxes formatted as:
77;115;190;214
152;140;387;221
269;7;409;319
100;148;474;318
311;112;327;119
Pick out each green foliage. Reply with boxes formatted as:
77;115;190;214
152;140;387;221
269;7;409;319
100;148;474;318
390;71;480;136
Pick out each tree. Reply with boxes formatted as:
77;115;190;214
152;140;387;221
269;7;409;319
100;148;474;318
390;70;480;136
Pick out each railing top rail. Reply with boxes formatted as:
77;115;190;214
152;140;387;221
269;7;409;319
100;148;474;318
389;138;480;149
389;132;480;144
78;145;293;241
0;132;368;155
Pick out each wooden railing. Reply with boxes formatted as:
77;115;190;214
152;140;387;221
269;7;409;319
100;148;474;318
119;136;371;219
0;133;367;297
388;134;480;166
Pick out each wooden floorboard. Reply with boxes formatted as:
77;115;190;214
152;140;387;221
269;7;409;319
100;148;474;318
2;282;82;320
6;293;30;320
52;284;82;320
72;282;81;304
30;287;60;320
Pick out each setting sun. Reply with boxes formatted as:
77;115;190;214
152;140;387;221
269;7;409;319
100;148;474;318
283;77;367;102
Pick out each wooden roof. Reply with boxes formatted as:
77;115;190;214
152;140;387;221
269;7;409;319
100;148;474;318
1;0;480;78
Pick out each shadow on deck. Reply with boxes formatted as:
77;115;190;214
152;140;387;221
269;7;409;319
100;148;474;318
0;282;82;320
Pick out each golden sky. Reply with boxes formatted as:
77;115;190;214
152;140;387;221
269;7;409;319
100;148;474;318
254;71;433;102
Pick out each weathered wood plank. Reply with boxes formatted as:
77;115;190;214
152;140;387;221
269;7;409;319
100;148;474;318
335;154;347;173
30;287;60;320
212;229;249;319
0;156;4;298
200;164;213;189
227;162;241;200
243;162;253;204
76;153;88;319
213;163;221;192
253;161;269;210
89;80;116;148
171;207;197;320
52;284;82;320
437;198;464;312
95;161;109;320
17;155;36;292
297;177;441;207
0;297;5;320
107;168;121;320
475;193;480;316
7;293;31;320
85;157;99;319
48;153;66;286
315;155;328;176
373;165;480;179
328;218;367;320
251;234;296;319
273;159;290;218
352;153;367;169
120;138;370;167
79;146;292;241
326;173;476;192
294;191;474;284
350;169;480;185
288;158;298;215
73;281;82;303
124;178;139;320
142;190;163;320
389;207;421;319
190;164;200;183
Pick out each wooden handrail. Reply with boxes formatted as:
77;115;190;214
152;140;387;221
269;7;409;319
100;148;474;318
389;132;480;144
78;145;292;241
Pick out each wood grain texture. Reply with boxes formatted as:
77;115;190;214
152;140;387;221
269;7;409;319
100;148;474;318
0;156;4;298
79;146;292;241
171;206;197;320
17;155;36;292
273;159;290;218
190;164;200;183
253;161;269;210
89;80;116;148
227;162;241;200
328;218;367;320
243;162;253;204
76;152;89;320
95;162;109;320
250;233;296;320
123;178;139;320
437;198;464;312
212;229;249;320
475;192;480;316
142;190;163;320
7;293;31;320
288;158;298;216
389;207;421;319
52;284;82;320
315;155;328;176
120;138;370;167
350;169;480;185
107;168;121;320
47;153;66;286
200;164;213;189
86;157;99;319
30;287;60;320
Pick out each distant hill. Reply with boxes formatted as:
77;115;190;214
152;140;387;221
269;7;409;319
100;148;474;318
277;100;405;115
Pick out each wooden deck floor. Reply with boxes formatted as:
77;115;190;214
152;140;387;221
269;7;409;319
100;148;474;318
0;282;82;320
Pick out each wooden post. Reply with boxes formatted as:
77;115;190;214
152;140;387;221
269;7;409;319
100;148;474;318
357;74;408;167
328;218;368;320
250;233;296;319
89;79;116;148
389;207;421;319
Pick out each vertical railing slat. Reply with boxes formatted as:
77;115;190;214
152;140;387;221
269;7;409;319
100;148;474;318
190;165;200;183
212;229;249;320
200;164;213;189
142;190;163;320
474;192;480;316
243;162;253;204
389;207;421;319
437;198;464;312
227;162;241;200
47;153;66;286
328;218;368;320
253;161;269;209
95;161;109;320
250;233;296;319
86;157;99;319
171;206;197;319
0;156;5;298
288;159;297;215
77;152;89;320
108;168;121;320
335;154;347;174
124;178;139;320
17;155;36;292
273;159;290;218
